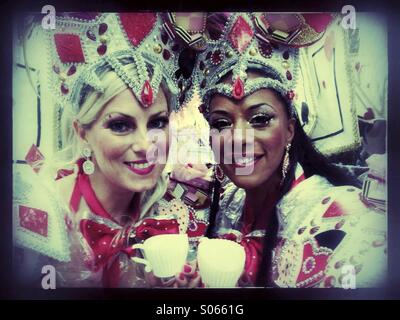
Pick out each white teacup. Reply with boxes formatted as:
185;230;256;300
131;234;189;278
197;238;246;288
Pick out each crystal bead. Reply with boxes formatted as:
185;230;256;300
282;61;290;69
86;30;96;41
161;32;168;45
67;65;76;76
97;44;107;55
153;44;162;54
286;70;292;80
283;50;289;60
98;23;108;35
163;49;171;60
310;226;320;234
60;83;69;94
53;65;60;74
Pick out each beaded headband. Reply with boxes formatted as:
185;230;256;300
193;12;334;118
46;12;181;113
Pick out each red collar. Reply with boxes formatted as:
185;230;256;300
69;159;139;225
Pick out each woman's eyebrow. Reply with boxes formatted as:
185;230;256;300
148;111;169;119
209;109;230;116
101;112;135;126
103;111;132;119
246;103;275;113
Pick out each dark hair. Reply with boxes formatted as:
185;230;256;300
206;94;360;287
204;12;361;286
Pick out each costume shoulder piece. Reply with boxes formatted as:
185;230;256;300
273;164;387;288
13;167;71;262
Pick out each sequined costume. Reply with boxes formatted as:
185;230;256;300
212;163;387;287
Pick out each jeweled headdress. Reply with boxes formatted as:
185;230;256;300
46;12;181;112
193;12;334;118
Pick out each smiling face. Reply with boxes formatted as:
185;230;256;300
77;88;170;194
209;87;295;190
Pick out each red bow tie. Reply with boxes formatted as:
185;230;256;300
80;217;180;287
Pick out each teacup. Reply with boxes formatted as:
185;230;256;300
197;237;246;288
131;233;189;278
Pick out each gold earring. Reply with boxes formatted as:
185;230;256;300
215;164;225;183
281;143;291;185
82;147;95;175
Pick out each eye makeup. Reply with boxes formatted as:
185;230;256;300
102;113;136;134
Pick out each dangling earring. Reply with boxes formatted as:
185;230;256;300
215;164;225;183
82;146;95;175
281;143;291;185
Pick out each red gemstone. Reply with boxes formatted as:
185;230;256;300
119;13;157;47
67;65;76;76
259;42;273;58
232;78;244;100
163;49;171;60
98;23;108;35
97;44;107;55
54;34;85;63
228;16;254;53
61;83;69;94
211;50;222;65
86;30;96;41
286;90;295;100
140;80;153;107
286;70;292;80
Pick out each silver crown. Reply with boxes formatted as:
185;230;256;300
46;12;181;112
193;12;332;118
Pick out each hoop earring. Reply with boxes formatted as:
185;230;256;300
281;143;291;185
215;164;225;183
82;146;95;175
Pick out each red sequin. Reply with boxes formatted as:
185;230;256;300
54;34;85;63
322;201;345;218
119;13;157;47
19;205;48;237
228;16;254;53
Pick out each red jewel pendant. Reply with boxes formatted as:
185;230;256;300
140;80;153;107
232;78;244;100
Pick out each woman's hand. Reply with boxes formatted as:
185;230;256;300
144;260;201;288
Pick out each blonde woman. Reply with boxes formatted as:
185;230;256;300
14;13;191;288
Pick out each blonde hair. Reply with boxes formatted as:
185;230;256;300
42;60;170;219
